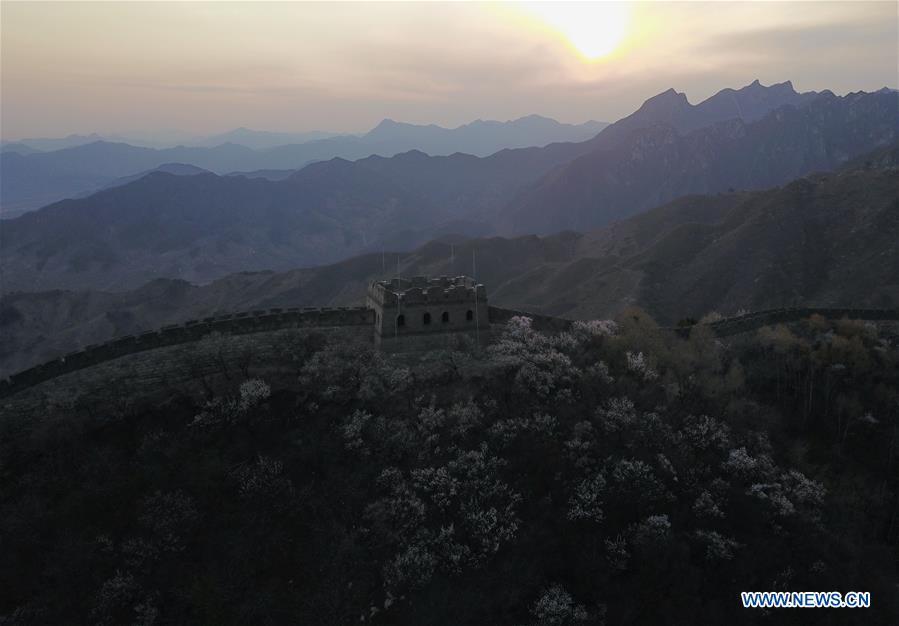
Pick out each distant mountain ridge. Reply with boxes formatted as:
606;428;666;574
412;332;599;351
624;79;818;133
361;114;607;153
575;79;819;153
0;80;832;217
0;139;600;292
0;142;260;218
1;82;894;293
188;127;345;149
2;133;113;152
501;87;898;234
0;115;608;215
2;147;895;376
74;163;211;197
0;142;42;155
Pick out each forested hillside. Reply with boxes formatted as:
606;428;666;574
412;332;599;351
2;314;896;623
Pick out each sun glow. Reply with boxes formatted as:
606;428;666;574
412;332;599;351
524;2;631;60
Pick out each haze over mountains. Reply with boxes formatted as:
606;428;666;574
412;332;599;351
1;81;895;294
502;87;898;233
3;145;896;377
72;163;212;198
1;79;897;377
1;133;152;152
1;116;606;154
188;128;346;150
0;115;606;215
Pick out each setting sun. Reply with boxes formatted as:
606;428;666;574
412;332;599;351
525;1;631;59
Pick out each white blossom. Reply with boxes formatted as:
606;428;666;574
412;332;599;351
694;529;741;560
692;490;724;519
531;584;589;625
625;351;658;381
567;473;606;523
237;378;270;412
631;514;671;546
382;544;437;590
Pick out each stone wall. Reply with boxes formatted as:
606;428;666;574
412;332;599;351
0;307;374;399
3;304;897;400
0;326;373;418
369;275;488;344
378;328;488;353
702;307;899;337
375;301;489;346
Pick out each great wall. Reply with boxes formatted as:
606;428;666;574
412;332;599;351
1;275;897;401
701;307;899;337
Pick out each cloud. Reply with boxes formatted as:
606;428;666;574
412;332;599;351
1;0;896;137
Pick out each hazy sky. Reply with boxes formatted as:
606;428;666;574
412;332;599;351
1;1;896;139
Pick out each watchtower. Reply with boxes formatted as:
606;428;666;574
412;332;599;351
366;275;489;349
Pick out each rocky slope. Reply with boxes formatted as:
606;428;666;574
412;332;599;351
501;89;898;234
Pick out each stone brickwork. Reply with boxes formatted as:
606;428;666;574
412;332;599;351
0;307;374;399
0;326;373;418
701;307;899;337
367;276;489;348
2;289;898;401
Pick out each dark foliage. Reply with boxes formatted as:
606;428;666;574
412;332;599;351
1;314;896;624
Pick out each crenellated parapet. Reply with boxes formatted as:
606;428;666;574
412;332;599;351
2;297;897;400
702;307;899;337
367;275;489;346
367;275;487;308
0;306;374;398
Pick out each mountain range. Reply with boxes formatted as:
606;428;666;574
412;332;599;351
2;145;895;376
2;81;895;293
0;137;611;291
0;115;608;215
0;130;346;152
72;163;212;197
502;87;898;234
1;117;607;155
1;133;133;152
0;80;835;219
187;127;346;149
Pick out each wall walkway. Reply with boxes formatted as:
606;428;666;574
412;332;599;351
2;305;896;399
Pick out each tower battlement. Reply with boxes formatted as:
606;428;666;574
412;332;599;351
367;275;486;306
366;275;489;347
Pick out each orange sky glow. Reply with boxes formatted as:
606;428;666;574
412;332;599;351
1;1;896;138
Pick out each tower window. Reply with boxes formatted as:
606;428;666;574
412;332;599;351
441;311;450;323
423;312;432;325
397;314;405;327
466;309;474;321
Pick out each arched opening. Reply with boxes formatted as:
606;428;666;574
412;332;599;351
466;309;474;321
441;311;450;323
423;312;432;325
397;314;405;327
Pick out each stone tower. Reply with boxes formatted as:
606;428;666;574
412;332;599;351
366;275;489;349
